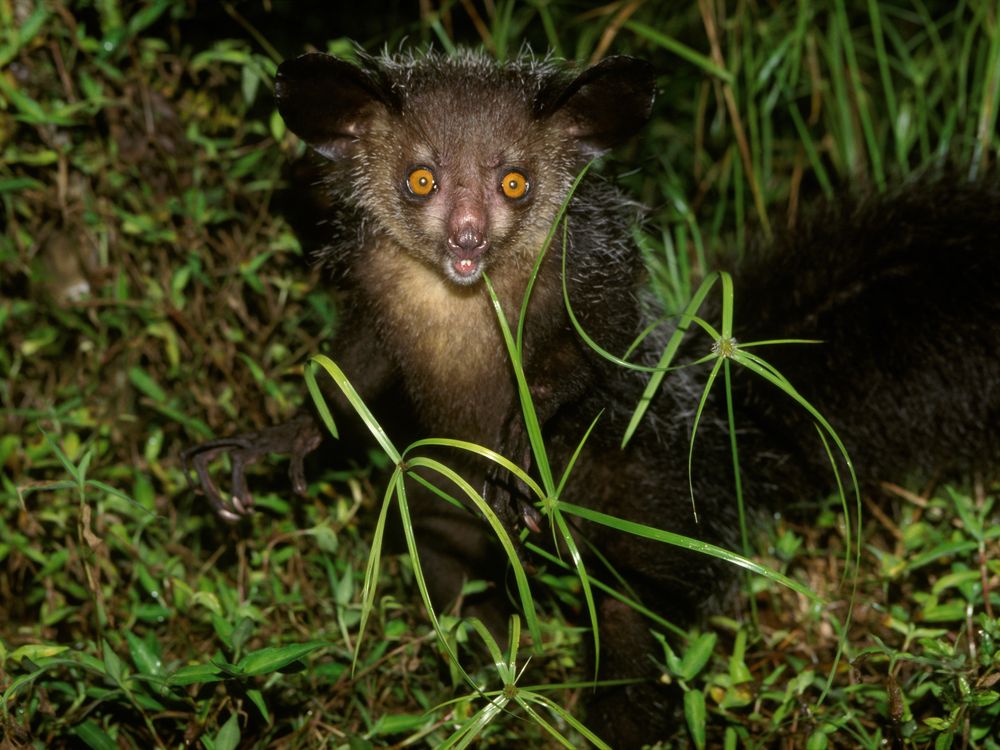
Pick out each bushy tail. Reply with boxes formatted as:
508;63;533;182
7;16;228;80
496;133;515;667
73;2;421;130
728;171;1000;485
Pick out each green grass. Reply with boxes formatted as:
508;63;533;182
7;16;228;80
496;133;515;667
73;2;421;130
2;1;999;748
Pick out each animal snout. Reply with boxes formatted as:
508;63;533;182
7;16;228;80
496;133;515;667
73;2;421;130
447;229;488;258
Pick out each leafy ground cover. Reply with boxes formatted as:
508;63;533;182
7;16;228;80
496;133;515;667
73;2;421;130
1;1;998;748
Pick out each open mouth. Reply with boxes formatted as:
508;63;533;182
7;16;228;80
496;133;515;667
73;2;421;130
445;254;485;285
453;257;480;277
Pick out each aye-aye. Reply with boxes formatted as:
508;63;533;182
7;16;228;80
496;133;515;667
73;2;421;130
185;49;1000;747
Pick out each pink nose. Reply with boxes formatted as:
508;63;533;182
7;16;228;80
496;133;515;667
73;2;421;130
448;229;488;258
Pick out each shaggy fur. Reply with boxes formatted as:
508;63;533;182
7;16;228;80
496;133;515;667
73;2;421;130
187;49;1000;748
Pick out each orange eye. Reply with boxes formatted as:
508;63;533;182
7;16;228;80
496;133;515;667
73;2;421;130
407;167;436;197
500;171;529;200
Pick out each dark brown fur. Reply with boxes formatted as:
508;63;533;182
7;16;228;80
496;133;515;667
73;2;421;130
185;49;1000;747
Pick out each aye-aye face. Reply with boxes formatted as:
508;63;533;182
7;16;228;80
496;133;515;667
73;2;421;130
275;50;654;285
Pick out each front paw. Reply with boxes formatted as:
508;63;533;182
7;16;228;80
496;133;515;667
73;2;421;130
182;412;322;522
482;472;542;570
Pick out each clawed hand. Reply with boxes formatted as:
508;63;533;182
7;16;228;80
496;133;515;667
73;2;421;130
182;412;323;522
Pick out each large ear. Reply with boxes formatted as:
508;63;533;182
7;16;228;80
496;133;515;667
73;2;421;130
536;56;655;154
275;53;394;161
